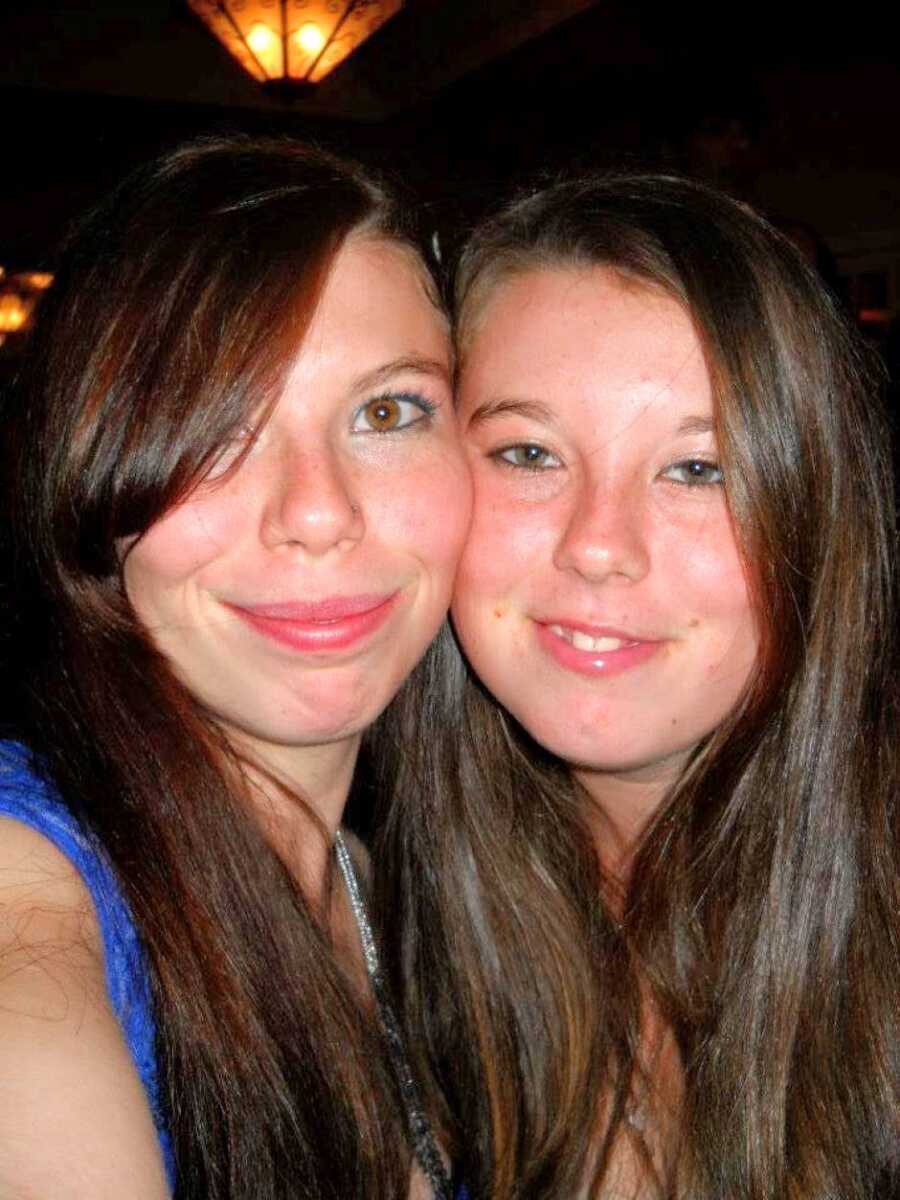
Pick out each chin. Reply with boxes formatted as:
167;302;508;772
272;709;375;748
545;731;698;783
507;709;671;777
217;696;377;755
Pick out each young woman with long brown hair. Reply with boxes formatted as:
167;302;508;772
0;137;472;1199
375;175;900;1198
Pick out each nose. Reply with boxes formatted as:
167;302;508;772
553;475;650;583
262;443;363;556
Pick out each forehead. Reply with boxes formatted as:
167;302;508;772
459;265;712;421
293;235;449;368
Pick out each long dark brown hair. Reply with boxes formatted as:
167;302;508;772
375;175;900;1198
1;136;440;1199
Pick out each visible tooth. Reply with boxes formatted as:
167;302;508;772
594;637;624;652
548;624;629;652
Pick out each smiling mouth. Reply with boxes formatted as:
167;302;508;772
228;593;398;653
546;624;638;652
535;619;664;678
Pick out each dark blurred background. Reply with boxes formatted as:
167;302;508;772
1;0;898;395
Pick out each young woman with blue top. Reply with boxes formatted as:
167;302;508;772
0;137;472;1199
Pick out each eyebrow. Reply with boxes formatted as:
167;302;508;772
467;402;715;435
467;397;557;428
676;416;715;435
351;355;451;395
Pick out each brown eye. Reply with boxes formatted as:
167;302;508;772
363;397;401;431
352;392;435;434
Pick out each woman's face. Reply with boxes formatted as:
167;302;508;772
123;236;471;768
452;266;758;791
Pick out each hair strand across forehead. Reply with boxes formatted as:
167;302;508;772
18;136;433;578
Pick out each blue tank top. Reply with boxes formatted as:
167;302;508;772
0;740;176;1192
0;740;473;1198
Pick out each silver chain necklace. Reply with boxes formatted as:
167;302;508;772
334;830;454;1200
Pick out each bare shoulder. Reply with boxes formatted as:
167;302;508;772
0;816;171;1198
0;814;99;953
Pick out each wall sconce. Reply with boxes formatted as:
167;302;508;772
0;270;53;348
186;1;404;96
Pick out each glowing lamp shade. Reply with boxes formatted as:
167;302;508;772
0;293;29;333
246;20;283;76
0;271;54;345
18;272;54;290
296;22;326;55
187;1;404;89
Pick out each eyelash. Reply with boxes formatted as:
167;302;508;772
662;458;724;486
351;391;437;434
489;446;724;488
202;391;437;482
491;443;561;471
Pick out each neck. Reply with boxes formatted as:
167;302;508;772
573;757;684;885
227;731;362;902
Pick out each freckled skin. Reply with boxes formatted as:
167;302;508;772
123;237;472;774
452;267;759;793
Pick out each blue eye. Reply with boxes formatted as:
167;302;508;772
352;392;435;434
493;443;561;470
662;459;724;486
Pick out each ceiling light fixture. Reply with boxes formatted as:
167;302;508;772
187;1;404;96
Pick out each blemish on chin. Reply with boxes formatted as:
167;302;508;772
493;607;505;619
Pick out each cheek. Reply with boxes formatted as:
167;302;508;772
662;509;751;611
372;455;472;574
124;503;229;597
121;492;247;619
670;526;758;679
458;474;555;598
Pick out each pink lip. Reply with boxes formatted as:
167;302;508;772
228;593;398;653
535;619;665;678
